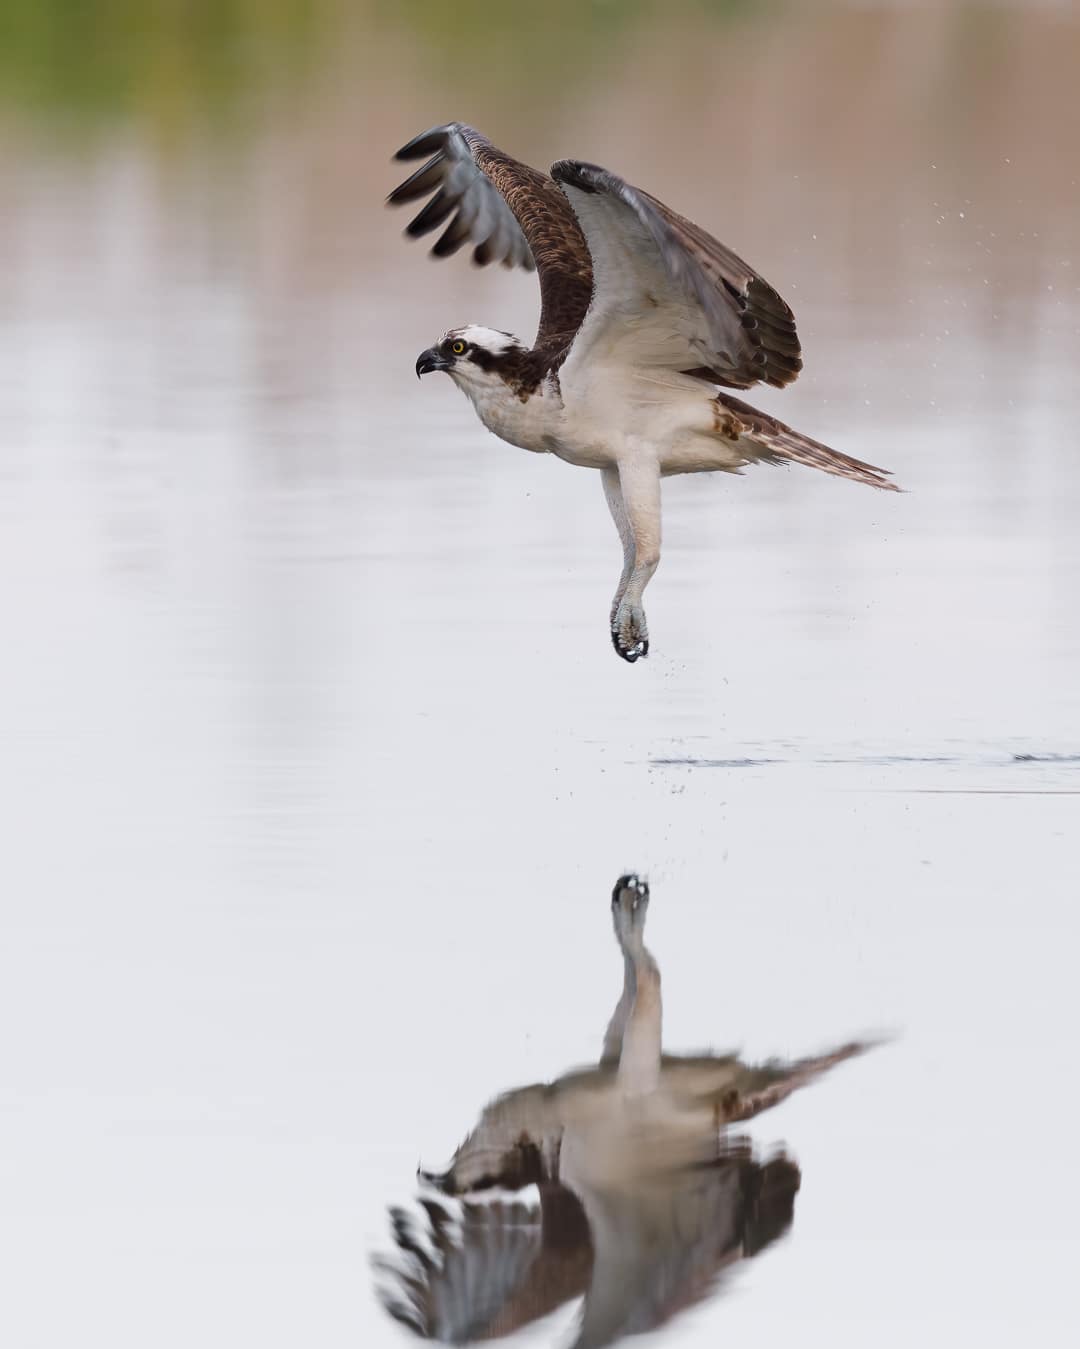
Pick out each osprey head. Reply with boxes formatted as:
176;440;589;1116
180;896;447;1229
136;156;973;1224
415;325;527;386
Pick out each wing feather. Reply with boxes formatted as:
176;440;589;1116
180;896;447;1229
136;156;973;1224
377;1191;592;1341
386;154;448;206
569;1145;800;1349
552;159;802;390
403;190;456;239
389;123;593;357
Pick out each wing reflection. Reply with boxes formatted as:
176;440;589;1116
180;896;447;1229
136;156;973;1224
377;875;873;1347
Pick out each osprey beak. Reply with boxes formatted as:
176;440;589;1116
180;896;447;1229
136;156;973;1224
416;348;450;378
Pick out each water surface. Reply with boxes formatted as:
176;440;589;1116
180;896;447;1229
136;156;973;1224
1;3;1078;1346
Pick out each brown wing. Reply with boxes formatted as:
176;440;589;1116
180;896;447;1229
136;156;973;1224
376;1190;592;1342
551;159;802;390
571;1145;800;1349
389;123;594;357
417;1079;565;1197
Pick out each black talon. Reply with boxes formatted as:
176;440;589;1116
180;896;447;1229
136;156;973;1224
612;873;639;904
611;629;649;663
612;874;648;910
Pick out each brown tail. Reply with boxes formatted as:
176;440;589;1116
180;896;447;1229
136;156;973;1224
715;392;900;492
718;1039;879;1124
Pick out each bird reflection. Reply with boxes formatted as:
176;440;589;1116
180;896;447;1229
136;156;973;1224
377;875;872;1347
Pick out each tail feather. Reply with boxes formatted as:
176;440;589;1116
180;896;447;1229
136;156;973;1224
719;1039;877;1124
714;392;900;492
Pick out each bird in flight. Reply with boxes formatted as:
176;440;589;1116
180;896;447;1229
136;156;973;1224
389;123;899;663
376;874;874;1347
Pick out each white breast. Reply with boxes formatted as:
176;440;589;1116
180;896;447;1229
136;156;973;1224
456;370;563;455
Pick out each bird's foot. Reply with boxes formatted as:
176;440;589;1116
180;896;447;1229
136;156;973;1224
611;601;649;663
611;873;649;942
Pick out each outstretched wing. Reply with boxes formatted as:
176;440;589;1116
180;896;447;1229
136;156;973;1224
418;1080;567;1197
376;1192;592;1342
551;159;802;391
389;123;594;356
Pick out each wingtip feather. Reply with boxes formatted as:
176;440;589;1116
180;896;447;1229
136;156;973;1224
386;153;446;206
393;124;452;161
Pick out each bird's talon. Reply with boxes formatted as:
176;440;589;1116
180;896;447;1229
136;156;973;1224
611;603;650;663
611;874;650;939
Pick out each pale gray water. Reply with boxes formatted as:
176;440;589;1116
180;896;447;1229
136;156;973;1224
1;3;1079;1346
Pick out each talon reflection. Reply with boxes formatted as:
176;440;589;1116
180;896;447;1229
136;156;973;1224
377;874;875;1347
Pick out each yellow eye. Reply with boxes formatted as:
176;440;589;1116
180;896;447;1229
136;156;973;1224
451;340;466;355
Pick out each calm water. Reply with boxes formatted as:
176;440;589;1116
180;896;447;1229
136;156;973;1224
1;3;1078;1346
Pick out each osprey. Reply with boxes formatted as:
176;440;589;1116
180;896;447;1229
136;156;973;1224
389;123;899;663
377;874;873;1346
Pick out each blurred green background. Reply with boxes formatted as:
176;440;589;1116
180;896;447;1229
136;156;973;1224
1;0;1076;448
0;0;1050;143
0;0;766;136
0;0;329;136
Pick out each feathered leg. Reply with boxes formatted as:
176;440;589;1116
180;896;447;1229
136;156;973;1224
601;466;633;637
609;875;661;1097
601;874;643;1065
602;459;661;663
